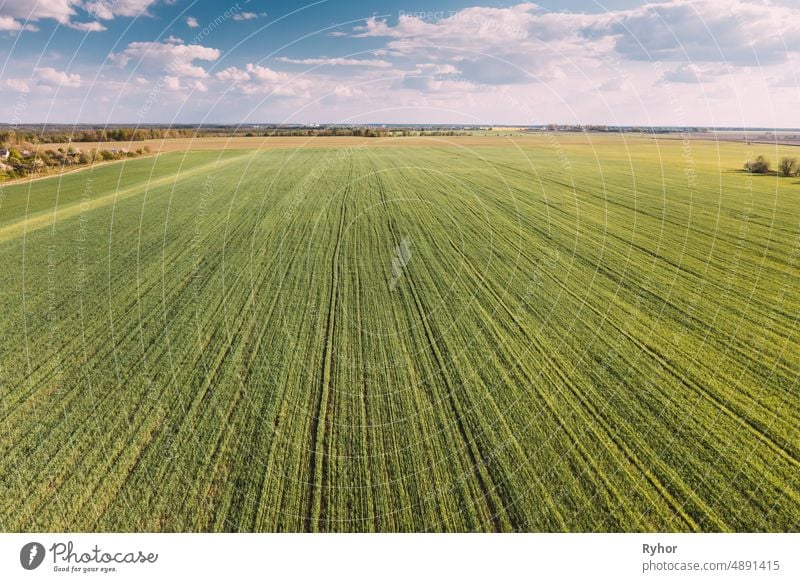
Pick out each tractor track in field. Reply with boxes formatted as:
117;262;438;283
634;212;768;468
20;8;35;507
352;213;379;531
436;236;648;527
251;169;341;530
228;189;325;529
387;164;691;525
305;159;353;531
370;160;507;531
438;219;701;527
446;212;800;520
445;168;800;464
389;163;715;528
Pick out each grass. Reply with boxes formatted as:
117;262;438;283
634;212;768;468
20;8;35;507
0;134;798;532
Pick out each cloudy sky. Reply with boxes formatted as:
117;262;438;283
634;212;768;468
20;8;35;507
0;0;798;126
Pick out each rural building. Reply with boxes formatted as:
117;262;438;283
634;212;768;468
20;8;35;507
0;148;9;160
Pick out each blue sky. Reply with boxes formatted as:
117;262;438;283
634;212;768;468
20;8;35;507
0;1;798;125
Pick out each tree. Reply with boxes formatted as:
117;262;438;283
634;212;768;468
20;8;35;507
778;157;797;177
744;155;771;174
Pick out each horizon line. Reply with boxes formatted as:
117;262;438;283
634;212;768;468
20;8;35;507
2;123;800;131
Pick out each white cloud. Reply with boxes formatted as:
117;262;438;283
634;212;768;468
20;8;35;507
403;75;485;94
232;12;266;21
0;15;37;31
110;41;221;78
4;67;82;92
660;63;724;84
353;4;554;43
416;63;460;75
0;15;19;30
0;0;161;31
162;76;181;91
216;67;252;83
353;15;437;39
590;0;800;65
35;67;82;87
215;63;311;96
84;0;159;19
348;5;594;86
348;1;800;82
269;0;798;125
69;20;106;32
276;57;392;68
0;0;76;22
331;84;366;98
4;78;30;92
134;74;203;95
186;16;199;28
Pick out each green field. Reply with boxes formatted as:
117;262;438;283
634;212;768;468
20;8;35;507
0;135;798;532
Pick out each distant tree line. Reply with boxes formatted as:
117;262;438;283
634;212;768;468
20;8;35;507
0;128;196;145
744;155;800;177
0;145;151;182
188;127;468;138
0;127;469;145
543;124;709;134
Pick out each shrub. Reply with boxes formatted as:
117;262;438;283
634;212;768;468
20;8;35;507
744;155;771;174
778;157;797;177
